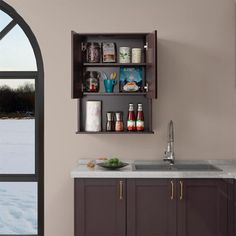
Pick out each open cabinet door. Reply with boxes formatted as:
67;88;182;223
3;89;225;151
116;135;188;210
71;31;83;98
145;30;157;99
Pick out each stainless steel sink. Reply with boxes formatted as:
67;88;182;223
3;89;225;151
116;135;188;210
134;163;222;171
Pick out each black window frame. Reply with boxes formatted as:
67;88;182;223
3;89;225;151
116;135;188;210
0;1;44;236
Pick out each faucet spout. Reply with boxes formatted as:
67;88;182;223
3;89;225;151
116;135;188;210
163;120;175;165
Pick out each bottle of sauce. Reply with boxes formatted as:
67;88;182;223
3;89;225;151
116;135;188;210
127;103;136;131
136;103;144;131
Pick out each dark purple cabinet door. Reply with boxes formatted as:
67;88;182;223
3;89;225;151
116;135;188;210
145;30;157;99
75;179;126;236
72;31;83;98
177;179;228;236
127;179;176;236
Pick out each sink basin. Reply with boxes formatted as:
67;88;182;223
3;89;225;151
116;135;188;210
134;163;222;171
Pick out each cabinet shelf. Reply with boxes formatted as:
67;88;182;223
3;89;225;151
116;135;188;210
76;131;154;134
83;92;147;96
83;63;147;67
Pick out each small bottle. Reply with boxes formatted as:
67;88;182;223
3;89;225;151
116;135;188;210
106;112;115;131
136;104;144;131
127;104;136;131
115;112;124;132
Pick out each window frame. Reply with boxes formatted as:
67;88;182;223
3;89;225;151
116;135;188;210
0;1;44;236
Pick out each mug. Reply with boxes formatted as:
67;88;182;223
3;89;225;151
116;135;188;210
104;79;117;93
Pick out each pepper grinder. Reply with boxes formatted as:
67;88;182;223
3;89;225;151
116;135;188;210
115;112;124;132
106;112;115;131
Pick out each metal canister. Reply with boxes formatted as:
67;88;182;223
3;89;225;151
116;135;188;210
119;47;131;63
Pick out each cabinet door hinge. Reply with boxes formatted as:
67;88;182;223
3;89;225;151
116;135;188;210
144;83;149;92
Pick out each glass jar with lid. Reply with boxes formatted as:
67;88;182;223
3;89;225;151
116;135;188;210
84;71;100;92
86;42;100;63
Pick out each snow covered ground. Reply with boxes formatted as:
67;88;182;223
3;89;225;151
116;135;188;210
0;119;37;234
0;182;37;234
0;119;34;173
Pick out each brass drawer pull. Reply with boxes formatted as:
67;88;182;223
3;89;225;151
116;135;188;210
180;181;183;200
119;181;123;200
170;180;174;200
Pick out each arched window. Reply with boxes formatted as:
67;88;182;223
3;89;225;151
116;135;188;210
0;1;44;235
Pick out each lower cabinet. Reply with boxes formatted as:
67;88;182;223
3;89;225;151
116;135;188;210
75;178;233;236
127;179;176;236
177;179;228;236
74;179;126;236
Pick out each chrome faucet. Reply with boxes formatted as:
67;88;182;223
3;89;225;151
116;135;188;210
163;120;175;165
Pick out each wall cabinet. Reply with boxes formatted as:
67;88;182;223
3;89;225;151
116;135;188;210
71;32;157;134
74;178;232;236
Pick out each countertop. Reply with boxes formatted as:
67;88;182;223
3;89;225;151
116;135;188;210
70;160;236;179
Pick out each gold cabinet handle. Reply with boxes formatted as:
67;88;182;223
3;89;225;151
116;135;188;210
119;181;123;200
170;180;174;200
179;181;183;200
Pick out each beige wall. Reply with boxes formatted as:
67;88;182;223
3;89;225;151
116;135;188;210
4;0;236;235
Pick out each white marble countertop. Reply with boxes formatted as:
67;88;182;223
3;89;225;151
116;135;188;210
70;160;236;179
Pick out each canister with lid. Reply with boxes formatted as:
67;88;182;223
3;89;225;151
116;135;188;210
86;42;100;63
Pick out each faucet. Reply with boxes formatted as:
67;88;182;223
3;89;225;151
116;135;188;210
163;120;175;165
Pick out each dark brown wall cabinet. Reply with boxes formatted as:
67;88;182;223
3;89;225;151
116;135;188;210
75;178;233;236
71;32;157;134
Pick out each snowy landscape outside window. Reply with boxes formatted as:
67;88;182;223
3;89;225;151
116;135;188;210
0;2;44;236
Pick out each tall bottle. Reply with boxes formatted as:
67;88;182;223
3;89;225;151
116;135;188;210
136;103;144;131
127;103;136;131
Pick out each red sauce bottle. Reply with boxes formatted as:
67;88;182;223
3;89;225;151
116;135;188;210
127;103;136;131
136;103;144;131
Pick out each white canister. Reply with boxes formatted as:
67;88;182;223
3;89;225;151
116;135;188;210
132;48;142;63
119;47;131;63
85;101;102;132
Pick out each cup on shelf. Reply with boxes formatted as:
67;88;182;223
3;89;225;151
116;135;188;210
104;79;117;93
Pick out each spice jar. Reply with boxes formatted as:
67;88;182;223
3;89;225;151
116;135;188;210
115;112;124;132
84;71;100;92
106;112;115;131
86;42;100;63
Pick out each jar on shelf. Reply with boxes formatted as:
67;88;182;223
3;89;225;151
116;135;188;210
86;42;100;63
84;71;100;92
